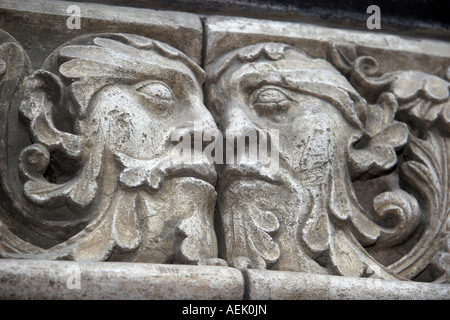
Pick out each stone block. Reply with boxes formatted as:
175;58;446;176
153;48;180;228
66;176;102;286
205;15;450;77
0;259;245;299
0;0;203;67
245;269;450;300
205;15;450;282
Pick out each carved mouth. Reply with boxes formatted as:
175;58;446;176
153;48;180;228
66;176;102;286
219;163;279;189
113;150;217;190
166;161;217;187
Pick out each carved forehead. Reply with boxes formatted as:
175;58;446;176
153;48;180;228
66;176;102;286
207;42;333;81
58;34;204;116
207;42;367;129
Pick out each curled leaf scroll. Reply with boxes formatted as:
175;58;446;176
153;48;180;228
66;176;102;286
0;33;219;265
331;42;449;280
208;41;449;281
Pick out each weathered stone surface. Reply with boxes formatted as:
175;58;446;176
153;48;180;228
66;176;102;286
205;18;450;282
0;0;450;301
0;0;203;67
205;16;450;78
245;268;450;300
0;30;220;264
0;259;244;299
248;269;450;300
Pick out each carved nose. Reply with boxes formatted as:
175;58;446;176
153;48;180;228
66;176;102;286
188;102;218;132
221;105;260;164
172;103;219;151
221;104;255;137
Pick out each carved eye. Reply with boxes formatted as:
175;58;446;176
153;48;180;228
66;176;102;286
136;81;175;114
251;87;291;115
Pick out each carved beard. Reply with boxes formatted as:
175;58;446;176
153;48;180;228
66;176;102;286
218;178;329;273
217;120;381;276
107;177;218;264
1;80;220;264
68;99;220;264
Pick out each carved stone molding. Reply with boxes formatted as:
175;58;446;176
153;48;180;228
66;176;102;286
0;0;449;290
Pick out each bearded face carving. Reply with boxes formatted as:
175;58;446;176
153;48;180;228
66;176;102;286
1;29;448;282
0;33;219;264
207;42;449;280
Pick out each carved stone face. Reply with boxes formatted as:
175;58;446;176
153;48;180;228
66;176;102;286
221;85;357;183
210;44;365;180
87;81;215;159
79;71;219;263
3;34;220;264
208;43;397;276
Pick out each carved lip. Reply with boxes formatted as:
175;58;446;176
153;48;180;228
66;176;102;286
219;164;279;189
114;149;217;188
166;161;217;187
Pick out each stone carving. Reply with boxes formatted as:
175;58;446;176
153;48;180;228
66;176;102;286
0;32;220;264
331;43;450;282
206;42;449;281
0;26;448;283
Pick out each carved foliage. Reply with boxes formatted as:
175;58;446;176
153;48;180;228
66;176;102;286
207;41;449;281
331;42;449;279
0;33;218;264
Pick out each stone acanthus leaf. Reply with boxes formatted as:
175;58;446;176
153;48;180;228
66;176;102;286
390;129;449;278
331;42;450;133
71;191;142;260
220;181;281;270
331;41;449;280
18;70;101;210
349;92;409;178
372;189;420;247
176;200;218;264
0;32;219;266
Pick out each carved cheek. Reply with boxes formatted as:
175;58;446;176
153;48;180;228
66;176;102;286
89;88;171;158
120;109;173;158
279;114;341;177
87;88;137;145
222;102;256;134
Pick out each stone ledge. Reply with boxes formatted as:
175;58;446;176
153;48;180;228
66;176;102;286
0;0;203;68
245;269;450;300
0;259;244;300
1;259;449;299
205;15;450;76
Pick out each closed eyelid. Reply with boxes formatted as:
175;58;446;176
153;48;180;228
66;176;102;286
251;87;293;103
250;86;292;115
134;81;176;115
135;81;175;101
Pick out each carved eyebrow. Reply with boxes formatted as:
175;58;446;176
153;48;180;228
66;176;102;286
230;69;286;93
207;42;291;82
59;36;204;116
